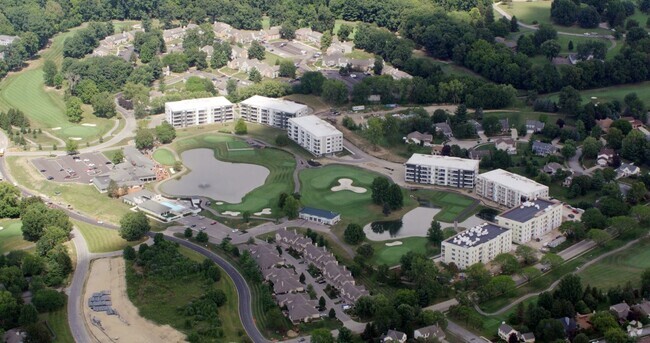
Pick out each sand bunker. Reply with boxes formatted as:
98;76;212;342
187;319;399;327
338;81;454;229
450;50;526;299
385;241;403;247
82;123;97;127
51;127;61;131
0;227;4;231
222;211;240;216
331;178;367;194
216;202;224;205
83;258;186;343
254;208;272;216
70;137;82;141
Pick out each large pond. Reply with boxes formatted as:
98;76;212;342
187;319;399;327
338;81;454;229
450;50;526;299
160;148;270;203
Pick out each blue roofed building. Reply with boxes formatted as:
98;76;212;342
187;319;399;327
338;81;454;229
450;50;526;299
299;207;341;225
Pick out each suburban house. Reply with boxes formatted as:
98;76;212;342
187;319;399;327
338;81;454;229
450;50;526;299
326;39;353;55
610;303;631;321
212;22;234;38
380;330;407;343
434;123;454;138
532;141;557;156
521;332;536;343
249;245;284;270
499;118;510;133
526;120;545;133
261;26;281;40
622;116;644;129
277;293;320;323
228;57;280;78
162;23;198;42
405;131;433;146
498;323;519;341
469;120;483;133
597;148;615;167
414;325;446;341
542;162;565;175
431;145;445;155
383;65;413;80
295;27;323;45
616;162;640;179
230;46;248;59
494;138;517;154
298;207;341;225
632;301;650;318
469;149;491;160
596;118;614;132
200;45;213;58
266;268;304;294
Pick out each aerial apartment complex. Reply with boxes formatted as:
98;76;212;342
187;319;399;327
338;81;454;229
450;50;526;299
164;96;234;127
239;95;309;129
287;115;343;156
495;198;563;244
441;223;512;269
475;169;549;207
404;154;479;188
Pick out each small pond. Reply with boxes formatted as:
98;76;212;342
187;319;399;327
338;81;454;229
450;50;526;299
364;207;441;241
160;148;270;203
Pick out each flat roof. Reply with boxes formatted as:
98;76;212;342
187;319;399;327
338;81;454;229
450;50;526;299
498;198;560;223
300;207;340;220
405;154;479;170
240;95;308;114
445;223;510;248
478;169;548;193
138;199;172;215
165;96;233;112
289;115;341;137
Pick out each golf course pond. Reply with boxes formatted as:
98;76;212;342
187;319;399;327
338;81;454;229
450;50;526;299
160;148;270;203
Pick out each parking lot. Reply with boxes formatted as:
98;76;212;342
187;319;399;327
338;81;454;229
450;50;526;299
268;41;319;60
32;152;112;183
321;70;369;91
176;214;247;242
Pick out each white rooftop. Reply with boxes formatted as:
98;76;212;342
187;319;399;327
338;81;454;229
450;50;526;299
405;154;479;170
165;96;233;112
289;115;341;137
240;95;308;114
446;223;509;248
479;169;548;193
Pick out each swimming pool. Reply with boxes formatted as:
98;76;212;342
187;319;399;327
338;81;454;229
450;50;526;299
160;201;186;212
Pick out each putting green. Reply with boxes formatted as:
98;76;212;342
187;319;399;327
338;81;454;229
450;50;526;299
227;141;251;149
152;148;176;166
61;126;100;137
204;135;234;143
370;237;437;266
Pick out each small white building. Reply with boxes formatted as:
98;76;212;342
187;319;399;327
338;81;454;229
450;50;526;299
298;207;341;225
165;96;234;128
404;154;479;188
475;169;549;207
287;115;343;156
239;95;309;129
495;198;563;244
441;223;512;270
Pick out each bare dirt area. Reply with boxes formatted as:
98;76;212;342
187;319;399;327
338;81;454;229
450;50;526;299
83;257;186;343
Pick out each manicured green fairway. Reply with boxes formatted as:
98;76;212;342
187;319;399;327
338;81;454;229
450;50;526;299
152;148;176;165
370;237;438;266
74;220;141;253
40;305;74;343
171;134;295;212
548;82;650;104
413;190;477;223
579;238;650;289
496;2;611;35
0;220;31;254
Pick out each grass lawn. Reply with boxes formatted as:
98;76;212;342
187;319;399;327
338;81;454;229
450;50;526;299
333;20;358;40
345;49;374;60
579;238;650;289
126;246;245;342
6;156;132;224
483;111;562;129
496;2;611;35
152;148;177;165
411;190;477;223
0;220;32;254
264;51;286;65
262;17;271;30
283;94;330;112
102;148;123;163
73;220;142;253
548;81;650;103
370;237;439;266
170;133;295;213
40;304;74;343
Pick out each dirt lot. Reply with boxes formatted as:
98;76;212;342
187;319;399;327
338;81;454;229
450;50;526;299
83;258;186;343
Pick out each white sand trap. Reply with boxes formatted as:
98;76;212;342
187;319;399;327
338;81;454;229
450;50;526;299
51;127;61;131
216;202;224;205
82;123;97;127
385;241;403;247
331;178;367;193
70;137;82;141
0;227;4;231
254;208;272;216
222;211;240;216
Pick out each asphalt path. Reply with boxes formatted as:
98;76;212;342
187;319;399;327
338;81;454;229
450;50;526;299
66;229;94;343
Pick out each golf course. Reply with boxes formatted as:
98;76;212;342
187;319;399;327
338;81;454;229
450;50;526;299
0;220;31;254
579;238;650;289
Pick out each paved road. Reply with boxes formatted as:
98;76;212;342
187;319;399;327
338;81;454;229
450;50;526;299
567;147;589;175
66;229;95;343
447;319;487;343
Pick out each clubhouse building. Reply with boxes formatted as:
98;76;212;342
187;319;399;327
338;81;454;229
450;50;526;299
299;207;341;226
404;154;479;188
495;198;562;244
441;223;512;269
475;169;549;207
239;95;309;129
287;115;343;156
164;96;234;128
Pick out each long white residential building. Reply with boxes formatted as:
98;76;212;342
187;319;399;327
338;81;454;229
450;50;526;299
475;169;549;207
442;223;512;269
239;95;309;129
404;154;479;188
287;115;343;156
164;97;234;127
495;198;562;244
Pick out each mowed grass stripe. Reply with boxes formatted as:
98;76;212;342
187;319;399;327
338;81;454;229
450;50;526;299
74;220;141;253
579;238;650;289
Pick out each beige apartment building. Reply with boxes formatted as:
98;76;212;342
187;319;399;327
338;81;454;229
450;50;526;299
475;169;549;207
495;198;563;244
441;223;512;269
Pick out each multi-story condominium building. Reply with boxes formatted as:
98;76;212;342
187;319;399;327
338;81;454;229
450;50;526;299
495;198;563;244
441;223;512;269
404;154;479;188
475;169;549;207
239;95;309;129
164;97;234;128
287;116;343;156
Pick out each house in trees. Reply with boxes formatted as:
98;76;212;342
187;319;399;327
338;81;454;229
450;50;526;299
230;46;248;60
380;330;407;342
616;162;640;179
494;138;517;154
498;323;519;341
542;162;565;175
558;317;578;337
200;45;213;58
162;23;199;42
405;131;433;146
383;65;413;80
520;332;536;343
326;39;354;55
596;118;614;132
532;141;557;156
597;148;615;167
610;302;631;321
622;116;644;129
414;325;446;341
499;118;510;133
632;301;650;318
261;26;281;41
212;22;234;39
526;120;545;133
435;123;454;138
295;28;323;45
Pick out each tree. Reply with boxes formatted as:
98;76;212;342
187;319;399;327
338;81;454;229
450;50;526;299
226;79;237;95
373;56;383;75
559;220;586;240
19;304;39;326
135;128;155;150
541;253;563;268
568;40;574;51
283;196;299;219
365;117;383;148
155;122;176;144
428;221;443;245
35;227;69;256
357;244;374;258
280;24;296;40
561;140;577;159
605;328;628;343
344;223;365;245
234;119;248;134
482;116;502;136
311;328;334;343
75;79;99;104
119;212;150;241
581;208;608;229
248;41;265;60
320;31;332;51
0;183;21;218
65;96;83;123
516;245;538;265
91;92;116;118
588;229;611;246
319;296;326;310
328;307;336;319
65;140;78;154
196;231;208;243
582;136;601;159
111;150;124;164
555;274;583;303
607;128;624;149
184;227;193;238
533;24;558;47
540;40;561;60
32;289;65;312
278;60;296;78
551;0;579;26
510;16;519;32
522;266;542;281
621;130;648;163
578;6;601;28
248;68;262;83
558;86;582;115
494;253;520;275
123;245;136;260
536;318;566;342
337;327;353;342
321;79;348;105
43;60;58;87
370;177;390;205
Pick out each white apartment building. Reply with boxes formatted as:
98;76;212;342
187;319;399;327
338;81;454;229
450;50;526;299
239;95;309;129
442;223;512;270
404;154;479;188
495;198;562;244
287;115;342;156
475;169;549;207
165;97;234;128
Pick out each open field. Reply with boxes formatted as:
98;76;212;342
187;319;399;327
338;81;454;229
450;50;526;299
74;220;142;253
547;81;650;103
0;220;31;254
412;190;477;223
152;148;176;165
40;303;74;343
6;156;132;224
169;133;295;212
370;237;439;266
496;2;611;35
579;238;650;289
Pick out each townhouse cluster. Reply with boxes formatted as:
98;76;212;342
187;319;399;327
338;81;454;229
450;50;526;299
405;154;565;269
164;95;343;156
